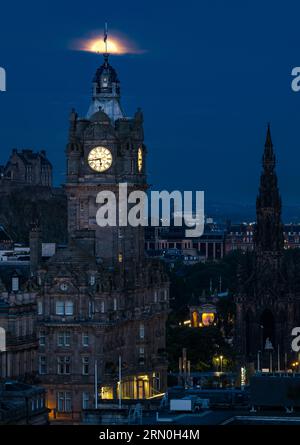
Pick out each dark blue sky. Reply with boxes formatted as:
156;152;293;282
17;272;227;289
1;0;300;206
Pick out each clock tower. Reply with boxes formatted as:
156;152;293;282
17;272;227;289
65;53;146;266
37;51;169;420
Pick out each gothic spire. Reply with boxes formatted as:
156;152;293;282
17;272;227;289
263;123;276;171
255;124;284;253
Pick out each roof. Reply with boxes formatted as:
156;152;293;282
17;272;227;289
47;240;96;267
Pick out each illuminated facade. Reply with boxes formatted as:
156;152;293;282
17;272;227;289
36;53;169;420
189;304;217;328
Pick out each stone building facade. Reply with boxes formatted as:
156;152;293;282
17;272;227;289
0;149;52;188
0;273;38;380
36;53;169;420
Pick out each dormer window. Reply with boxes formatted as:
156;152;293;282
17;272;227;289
102;77;108;88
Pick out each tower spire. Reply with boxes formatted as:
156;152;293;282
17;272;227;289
103;22;109;66
255;124;284;253
263;122;275;171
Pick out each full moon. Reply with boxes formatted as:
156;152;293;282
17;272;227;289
72;31;144;55
89;37;122;54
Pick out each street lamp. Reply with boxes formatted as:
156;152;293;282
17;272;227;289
220;355;223;373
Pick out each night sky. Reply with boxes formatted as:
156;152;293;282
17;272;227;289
1;0;300;209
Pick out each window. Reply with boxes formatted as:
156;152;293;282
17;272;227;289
57;392;72;412
12;276;19;292
58;332;71;347
39;356;47;375
154;291;158;303
55;301;74;316
100;301;105;313
65;301;74;316
57;356;71;374
82;357;89;375
139;323;145;339
21;320;26;336
39;331;46;346
0;327;6;352
113;298;117;311
82;333;89;347
139;347;145;357
153;372;161;392
90;275;96;286
37;301;43;315
82;392;89;410
88;301;95;318
139;347;145;364
56;301;64;315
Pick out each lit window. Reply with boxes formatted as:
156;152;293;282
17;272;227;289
118;253;123;263
192;311;199;327
202;313;215;326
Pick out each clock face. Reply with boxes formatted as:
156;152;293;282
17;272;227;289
60;283;68;292
138;147;143;173
88;146;113;172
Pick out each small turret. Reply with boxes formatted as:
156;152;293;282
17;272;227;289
87;53;124;121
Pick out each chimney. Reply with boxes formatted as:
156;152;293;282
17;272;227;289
30;226;42;274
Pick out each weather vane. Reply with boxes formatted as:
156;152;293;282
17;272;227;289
104;22;108;54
